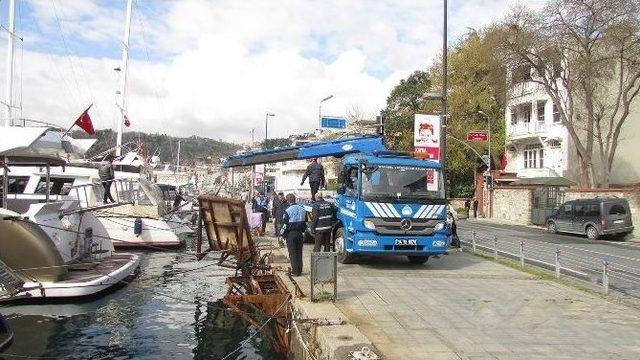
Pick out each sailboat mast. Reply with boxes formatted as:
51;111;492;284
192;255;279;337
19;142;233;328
4;0;15;127
176;140;181;170
116;0;133;156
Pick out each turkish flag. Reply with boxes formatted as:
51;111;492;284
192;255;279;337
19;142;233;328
124;115;131;127
74;104;95;135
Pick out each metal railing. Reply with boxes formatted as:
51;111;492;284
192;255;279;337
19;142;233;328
460;230;640;298
67;178;139;212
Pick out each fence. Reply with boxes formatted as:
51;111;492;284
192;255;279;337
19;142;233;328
460;231;640;298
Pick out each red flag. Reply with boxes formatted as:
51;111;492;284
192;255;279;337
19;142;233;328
74;104;95;135
124;114;131;127
500;151;508;171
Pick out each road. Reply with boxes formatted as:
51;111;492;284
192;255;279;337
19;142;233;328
458;220;640;298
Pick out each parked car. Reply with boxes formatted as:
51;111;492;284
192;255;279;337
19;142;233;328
547;197;634;240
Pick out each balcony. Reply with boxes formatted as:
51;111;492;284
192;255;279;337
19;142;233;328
507;121;547;140
517;167;559;178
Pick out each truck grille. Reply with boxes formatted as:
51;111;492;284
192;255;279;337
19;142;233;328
369;218;440;235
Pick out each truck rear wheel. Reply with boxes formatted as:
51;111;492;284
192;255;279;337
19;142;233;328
335;228;355;264
407;256;429;265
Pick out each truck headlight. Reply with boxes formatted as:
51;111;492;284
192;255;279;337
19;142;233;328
433;240;446;247
434;222;446;231
363;219;376;230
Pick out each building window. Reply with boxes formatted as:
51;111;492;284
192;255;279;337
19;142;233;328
553;104;560;123
537;100;546;122
510;109;517;125
548;139;561;149
523;145;543;169
524;104;531;123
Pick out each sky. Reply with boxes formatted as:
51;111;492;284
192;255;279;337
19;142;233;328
0;0;544;146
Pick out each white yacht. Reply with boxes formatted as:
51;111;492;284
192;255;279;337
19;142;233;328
0;128;140;299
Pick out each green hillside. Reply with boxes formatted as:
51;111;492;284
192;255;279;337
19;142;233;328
73;129;241;165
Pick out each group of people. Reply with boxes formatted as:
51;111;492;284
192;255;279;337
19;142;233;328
252;189;336;277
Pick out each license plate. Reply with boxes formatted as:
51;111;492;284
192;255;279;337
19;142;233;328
614;219;624;224
395;239;417;246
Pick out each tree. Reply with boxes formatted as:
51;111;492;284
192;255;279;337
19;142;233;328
500;0;640;187
383;71;437;151
383;29;507;196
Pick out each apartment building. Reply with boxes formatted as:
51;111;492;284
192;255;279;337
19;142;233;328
504;79;577;181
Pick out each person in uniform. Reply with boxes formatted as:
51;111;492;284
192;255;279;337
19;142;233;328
280;193;306;276
300;158;325;200
310;192;335;252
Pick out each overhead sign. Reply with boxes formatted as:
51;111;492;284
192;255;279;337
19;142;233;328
467;130;489;142
413;114;441;162
321;116;347;129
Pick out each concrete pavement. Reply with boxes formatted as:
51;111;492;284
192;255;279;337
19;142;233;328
264;227;640;359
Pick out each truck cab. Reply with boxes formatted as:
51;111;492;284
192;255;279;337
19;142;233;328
333;154;449;264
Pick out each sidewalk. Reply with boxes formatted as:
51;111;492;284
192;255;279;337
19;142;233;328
262;230;640;359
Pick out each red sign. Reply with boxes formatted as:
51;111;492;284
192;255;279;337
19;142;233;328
466;131;489;142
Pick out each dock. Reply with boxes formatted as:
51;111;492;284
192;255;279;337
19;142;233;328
261;234;640;359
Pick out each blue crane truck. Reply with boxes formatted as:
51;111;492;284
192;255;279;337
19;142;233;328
223;135;450;264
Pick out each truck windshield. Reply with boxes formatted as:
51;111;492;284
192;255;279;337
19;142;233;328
360;165;444;201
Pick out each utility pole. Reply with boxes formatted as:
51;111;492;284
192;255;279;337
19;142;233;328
440;0;448;196
4;0;15;127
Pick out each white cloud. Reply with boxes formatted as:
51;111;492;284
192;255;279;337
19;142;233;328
1;0;533;150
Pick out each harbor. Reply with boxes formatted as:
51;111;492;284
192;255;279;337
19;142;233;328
2;0;640;359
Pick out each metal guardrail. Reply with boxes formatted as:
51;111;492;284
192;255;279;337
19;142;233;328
67;178;139;212
460;230;640;298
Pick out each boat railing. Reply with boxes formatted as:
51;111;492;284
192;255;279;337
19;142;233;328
66;178;140;213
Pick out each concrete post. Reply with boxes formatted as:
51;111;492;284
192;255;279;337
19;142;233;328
472;231;476;253
493;235;498;260
555;249;561;279
602;260;610;295
519;241;525;267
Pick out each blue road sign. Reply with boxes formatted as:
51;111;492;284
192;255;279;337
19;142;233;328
321;116;347;129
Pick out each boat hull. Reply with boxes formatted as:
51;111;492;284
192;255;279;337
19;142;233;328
98;217;184;248
21;254;140;298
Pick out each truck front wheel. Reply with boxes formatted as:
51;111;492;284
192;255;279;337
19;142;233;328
335;228;355;264
407;256;429;265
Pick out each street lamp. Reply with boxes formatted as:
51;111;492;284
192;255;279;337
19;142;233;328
264;113;275;194
318;94;334;129
478;110;492;218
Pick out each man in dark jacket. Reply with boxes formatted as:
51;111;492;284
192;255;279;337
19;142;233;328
99;155;116;203
301;158;325;200
310;192;335;252
271;192;286;236
280;193;306;276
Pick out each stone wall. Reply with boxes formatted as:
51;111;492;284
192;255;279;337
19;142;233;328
565;187;640;236
491;187;533;224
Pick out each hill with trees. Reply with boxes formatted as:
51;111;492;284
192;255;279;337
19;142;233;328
72;129;242;165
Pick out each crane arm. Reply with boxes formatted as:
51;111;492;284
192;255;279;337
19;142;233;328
223;135;387;168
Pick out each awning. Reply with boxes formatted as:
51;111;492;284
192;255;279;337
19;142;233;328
511;176;576;187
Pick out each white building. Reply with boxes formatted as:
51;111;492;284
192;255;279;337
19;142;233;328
504;80;576;180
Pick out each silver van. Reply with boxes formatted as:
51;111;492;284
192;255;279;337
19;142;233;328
547;197;634;239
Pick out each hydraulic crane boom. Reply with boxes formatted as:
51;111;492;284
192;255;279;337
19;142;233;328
223;135;387;168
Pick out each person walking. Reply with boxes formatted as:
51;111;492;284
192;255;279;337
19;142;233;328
447;205;461;251
99;155;116;204
280;193;306;276
300;158;325;200
272;192;286;237
310;192;335;252
252;192;270;236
